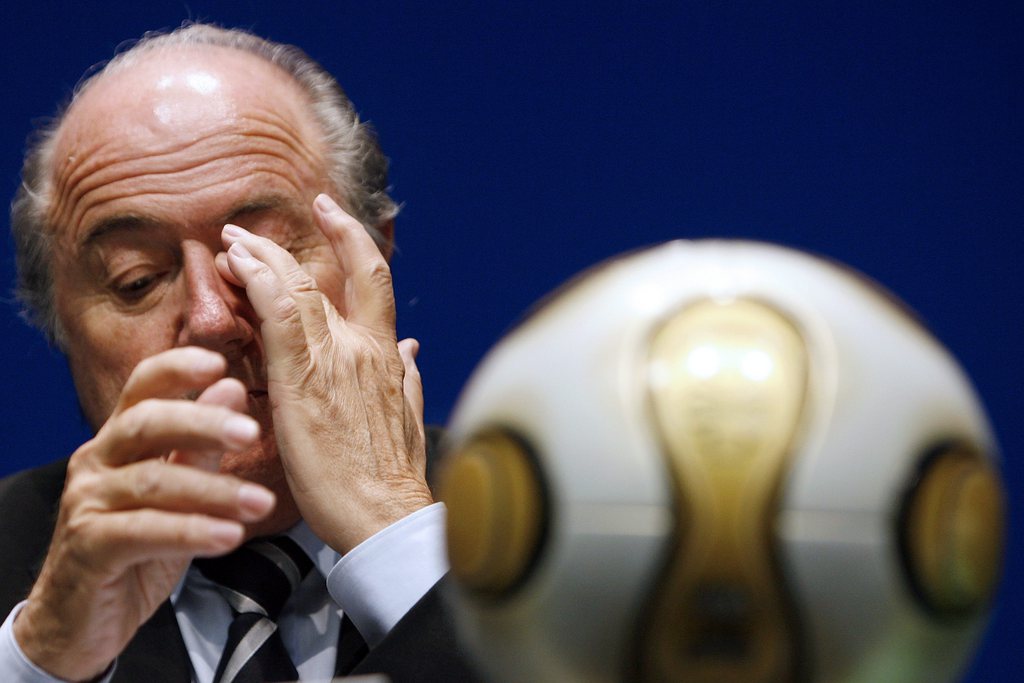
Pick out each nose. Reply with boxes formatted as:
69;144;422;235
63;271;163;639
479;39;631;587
177;245;254;356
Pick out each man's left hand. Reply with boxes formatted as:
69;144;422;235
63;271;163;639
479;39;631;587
216;193;432;554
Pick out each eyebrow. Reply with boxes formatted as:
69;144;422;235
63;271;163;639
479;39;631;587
82;214;155;246
224;197;288;222
80;195;298;247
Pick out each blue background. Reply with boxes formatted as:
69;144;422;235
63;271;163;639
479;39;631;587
0;2;1019;680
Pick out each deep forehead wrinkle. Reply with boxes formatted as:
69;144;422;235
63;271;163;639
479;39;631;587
57;104;322;196
53;114;323;241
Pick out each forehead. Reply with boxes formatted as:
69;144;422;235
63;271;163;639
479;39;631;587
57;44;321;159
49;45;326;240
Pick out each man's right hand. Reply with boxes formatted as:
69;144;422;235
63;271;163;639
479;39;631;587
12;347;275;682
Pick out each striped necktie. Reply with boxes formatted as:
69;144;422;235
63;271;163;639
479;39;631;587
195;537;312;683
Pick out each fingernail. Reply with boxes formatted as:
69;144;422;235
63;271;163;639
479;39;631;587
224;415;259;446
315;194;338;213
223;224;246;239
229;242;253;260
209;520;244;546
238;484;275;518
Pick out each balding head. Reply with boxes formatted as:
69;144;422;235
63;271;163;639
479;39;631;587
11;23;397;347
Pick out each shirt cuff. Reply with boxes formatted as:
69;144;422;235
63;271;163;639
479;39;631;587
0;602;115;683
326;502;449;648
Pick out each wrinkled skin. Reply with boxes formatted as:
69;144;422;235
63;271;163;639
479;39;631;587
13;46;431;681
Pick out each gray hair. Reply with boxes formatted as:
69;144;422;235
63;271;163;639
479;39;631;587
10;22;398;347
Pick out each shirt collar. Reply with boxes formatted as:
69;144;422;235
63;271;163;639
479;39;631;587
172;520;340;603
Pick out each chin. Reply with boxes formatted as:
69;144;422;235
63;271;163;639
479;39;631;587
221;433;302;537
220;435;279;480
223;391;282;486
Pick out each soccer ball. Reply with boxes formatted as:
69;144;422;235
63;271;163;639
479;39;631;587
439;240;1003;683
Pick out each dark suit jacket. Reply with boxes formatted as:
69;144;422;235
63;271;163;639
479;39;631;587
0;453;484;682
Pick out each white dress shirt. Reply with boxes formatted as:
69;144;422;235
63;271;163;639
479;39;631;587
0;503;448;683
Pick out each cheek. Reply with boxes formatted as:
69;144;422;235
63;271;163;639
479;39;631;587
66;342;136;429
63;304;180;428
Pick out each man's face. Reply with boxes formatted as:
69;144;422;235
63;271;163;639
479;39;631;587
48;46;344;507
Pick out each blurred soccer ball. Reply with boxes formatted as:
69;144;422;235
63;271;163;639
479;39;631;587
440;240;1003;683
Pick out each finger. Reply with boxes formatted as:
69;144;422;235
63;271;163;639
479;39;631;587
215;250;243;288
224;225;334;346
77;509;246;570
398;338;424;426
116;347;227;412
195;377;248;411
313;193;397;337
96;460;275;522
221;232;328;370
167;378;248;472
100;399;259;465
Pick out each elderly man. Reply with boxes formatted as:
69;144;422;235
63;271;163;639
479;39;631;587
0;23;478;683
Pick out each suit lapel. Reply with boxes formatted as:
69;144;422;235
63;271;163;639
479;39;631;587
113;601;193;683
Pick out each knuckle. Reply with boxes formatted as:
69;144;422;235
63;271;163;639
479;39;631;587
186;469;219;502
246;262;278;294
365;261;393;289
129;462;163;501
66;446;94;477
62;507;98;546
118;408;147;444
184;514;216;547
118;512;147;545
124;398;171;440
176;517;198;545
285;267;318;294
63;467;98;502
253;262;278;286
271;293;302;324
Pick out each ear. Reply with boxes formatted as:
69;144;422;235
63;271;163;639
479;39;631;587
377;217;395;261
